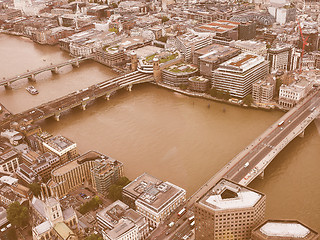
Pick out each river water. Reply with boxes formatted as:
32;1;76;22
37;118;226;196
0;34;319;231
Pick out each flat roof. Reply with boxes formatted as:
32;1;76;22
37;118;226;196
199;20;239;33
44;135;76;153
196;44;240;63
198;178;264;211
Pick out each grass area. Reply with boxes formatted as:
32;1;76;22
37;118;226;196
145;52;179;63
168;64;197;73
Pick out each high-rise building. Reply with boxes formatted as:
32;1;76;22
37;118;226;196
194;178;266;240
251;219;319;240
212;53;269;98
122;173;186;228
252;79;275;104
267;44;292;73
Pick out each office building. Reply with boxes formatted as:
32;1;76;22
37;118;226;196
195;178;266;240
198;20;240;41
188;76;210;92
230;40;267;56
251;219;319;240
162;63;198;87
193;44;240;78
48;151;123;198
267;44;292;73
97;200;149;240
252;79;275;104
0;144;19;173
122;173;186;228
91;156;124;196
212;53;269;98
238;22;256;40
43;135;77;164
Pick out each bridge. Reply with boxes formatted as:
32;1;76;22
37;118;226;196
0;71;153;128
0;56;91;89
186;88;320;208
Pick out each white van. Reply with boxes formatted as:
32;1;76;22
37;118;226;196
244;162;249;168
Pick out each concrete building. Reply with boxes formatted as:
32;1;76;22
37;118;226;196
198;20;240;41
212;53;269;98
267;43;292;73
194;178;266;240
122;173;186;228
176;32;213;62
91;156;124;196
279;79;313;108
43;135;77;165
251;219;319;240
0;144;19;173
252;80;275;103
48;151;123;198
230;40;267;56
97;200;149;240
188;76;210;92
193;44;240;78
238;21;256;40
268;6;296;25
162;63;198;87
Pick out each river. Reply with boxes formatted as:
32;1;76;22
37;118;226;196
0;34;319;231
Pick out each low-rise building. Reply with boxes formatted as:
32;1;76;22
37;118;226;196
195;178;266;240
212;53;269;98
251;219;319;240
43;135;77;165
197;20;240;41
279;79;313;108
0;146;19;173
230;40;267;56
97;200;149;240
188;76;210;92
252;79;275;103
162;63;198;87
122;173;186;228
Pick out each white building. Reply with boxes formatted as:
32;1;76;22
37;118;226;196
279;79;313;108
122;173;186;228
97;200;149;240
267;44;292;73
176;32;213;62
212;53;269;98
230;40;267;56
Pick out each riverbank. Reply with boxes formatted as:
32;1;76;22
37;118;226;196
0;103;12;122
152;82;286;112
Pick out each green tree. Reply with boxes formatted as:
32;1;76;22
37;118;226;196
108;185;123;201
109;27;118;33
179;84;188;90
7;202;29;228
116;177;131;187
28;183;41;197
158;36;168;43
7;228;17;240
208;87;217;97
243;94;253;106
111;2;118;8
79;196;102;215
85;234;103;240
162;16;169;23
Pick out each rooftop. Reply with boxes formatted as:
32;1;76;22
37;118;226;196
189;76;209;82
165;63;198;74
53;222;74;240
198;178;264;210
199;20;240;33
44;135;76;154
196;43;240;63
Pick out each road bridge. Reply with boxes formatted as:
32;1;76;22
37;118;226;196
0;56;91;89
1;71;153;128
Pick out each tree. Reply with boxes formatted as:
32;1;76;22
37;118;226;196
116;177;131;187
108;185;123;201
79;196;102;215
85;234;103;240
111;2;118;8
7;202;29;228
161;16;169;23
208;87;217;97
243;94;253;106
179;84;188;90
28;183;41;197
7;228;17;240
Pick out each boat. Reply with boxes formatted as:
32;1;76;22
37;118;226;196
26;86;39;95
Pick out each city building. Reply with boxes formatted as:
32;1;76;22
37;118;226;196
267;43;292;73
96;200;149;240
252;79;275;104
268;5;296;25
230;40;267;56
188;76;210;92
48;151;123;198
43;135;77;165
194;178;266;240
212;53;269;98
198;20;240;41
90;155;124;196
176;32;213;62
122;173;186;228
162;63;198;87
238;21;256;40
251;219;319;240
31;196;79;240
279;79;313;108
0;144;19;173
193;43;240;78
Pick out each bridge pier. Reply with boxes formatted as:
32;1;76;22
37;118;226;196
259;170;265;179
4;82;12;90
299;130;305;138
28;74;36;82
72;61;80;68
127;84;132;92
51;67;59;74
81;102;87;110
54;113;60;121
105;93;111;100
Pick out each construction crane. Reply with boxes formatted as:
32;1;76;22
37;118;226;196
297;19;309;74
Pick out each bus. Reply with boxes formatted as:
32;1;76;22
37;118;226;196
311;107;316;112
178;208;186;217
278;120;284;127
188;216;194;222
190;221;195;228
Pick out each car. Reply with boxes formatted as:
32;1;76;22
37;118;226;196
280;127;283;130
165;231;170;235
6;224;11;228
1;227;6;232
